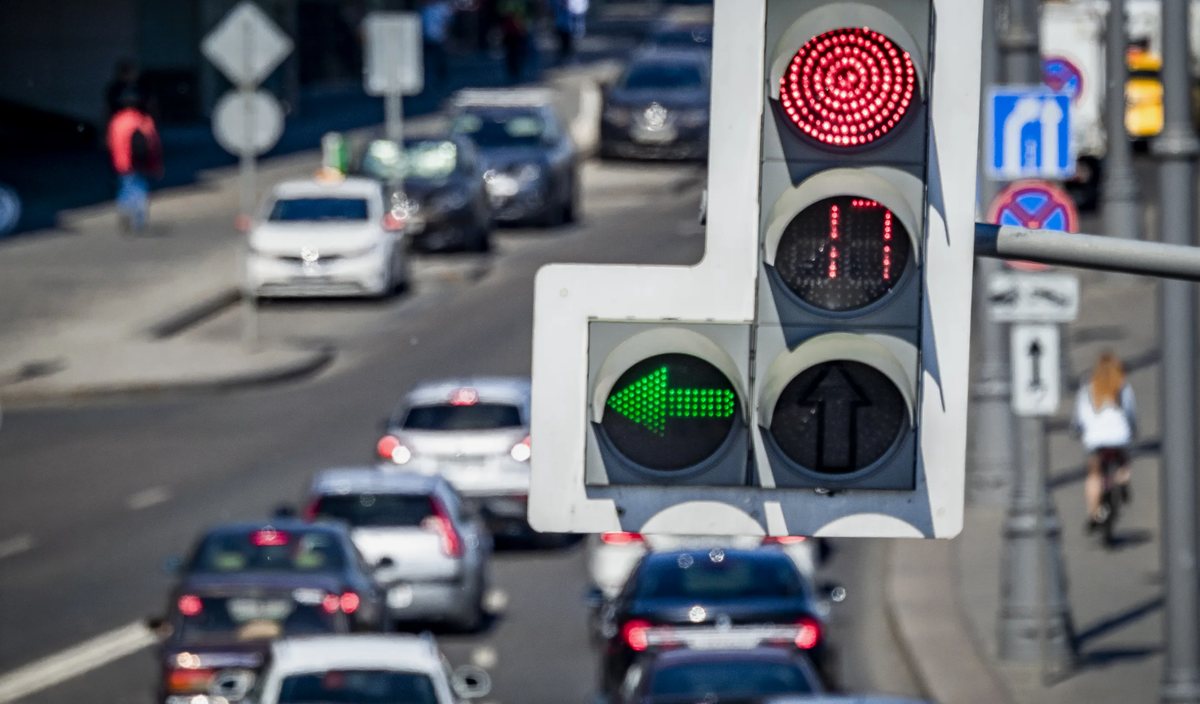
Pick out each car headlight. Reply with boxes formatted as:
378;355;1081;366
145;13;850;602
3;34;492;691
604;105;632;127
484;170;521;198
429;189;470;214
677;108;709;128
516;164;543;183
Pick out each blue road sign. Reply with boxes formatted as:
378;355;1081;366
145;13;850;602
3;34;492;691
986;88;1074;180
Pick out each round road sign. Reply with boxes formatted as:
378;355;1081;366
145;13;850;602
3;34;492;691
1042;56;1084;103
987;180;1078;272
769;360;908;475
601;353;739;471
0;184;21;236
213;90;285;157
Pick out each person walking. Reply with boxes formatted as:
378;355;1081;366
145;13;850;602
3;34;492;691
555;0;587;62
498;0;531;81
421;0;454;84
106;90;163;234
1072;352;1138;531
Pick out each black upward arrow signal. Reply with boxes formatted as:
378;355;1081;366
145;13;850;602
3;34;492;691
798;365;872;472
1028;339;1043;390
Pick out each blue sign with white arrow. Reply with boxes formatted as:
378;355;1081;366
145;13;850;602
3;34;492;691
986;88;1074;180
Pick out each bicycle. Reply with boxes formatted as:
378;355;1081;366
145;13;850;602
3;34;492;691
1093;448;1125;547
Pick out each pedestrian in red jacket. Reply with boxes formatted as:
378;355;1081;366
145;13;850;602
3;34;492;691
106;90;163;233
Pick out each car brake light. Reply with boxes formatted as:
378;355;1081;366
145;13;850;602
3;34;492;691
340;592;360;614
622;619;652;651
762;536;807;545
450;388;478;405
250;529;288;546
177;595;203;616
601;532;645;546
795;616;821;650
424;498;463;557
166;667;216;693
510;435;531;462
322;593;341;614
382;212;405;231
377;436;412;464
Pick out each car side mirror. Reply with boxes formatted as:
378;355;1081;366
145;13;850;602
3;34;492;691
820;581;847;604
161;556;183;575
451;665;492;700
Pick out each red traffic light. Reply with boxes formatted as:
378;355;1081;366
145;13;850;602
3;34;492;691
779;27;916;147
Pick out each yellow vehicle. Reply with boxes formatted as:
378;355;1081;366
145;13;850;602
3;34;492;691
1126;50;1164;139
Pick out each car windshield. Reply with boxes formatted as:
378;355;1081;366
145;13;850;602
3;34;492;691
278;670;438;704
650;661;815;699
401;403;523;431
189;529;346;573
622;62;704;89
269;198;369;222
177;597;339;644
312;494;436;528
361;139;459;182
635;553;805;600
452;111;547;147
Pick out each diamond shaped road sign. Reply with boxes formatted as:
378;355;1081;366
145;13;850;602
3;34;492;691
202;1;293;88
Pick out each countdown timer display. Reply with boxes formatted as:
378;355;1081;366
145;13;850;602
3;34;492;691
770;360;907;475
774;196;912;311
602;354;739;471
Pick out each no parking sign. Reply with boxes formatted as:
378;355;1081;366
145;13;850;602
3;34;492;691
986;180;1078;272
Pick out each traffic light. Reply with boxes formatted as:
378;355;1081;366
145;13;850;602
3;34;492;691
529;0;984;539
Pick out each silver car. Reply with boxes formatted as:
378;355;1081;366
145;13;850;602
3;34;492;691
305;468;491;631
375;378;533;538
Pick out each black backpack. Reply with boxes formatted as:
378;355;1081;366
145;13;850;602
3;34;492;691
130;127;151;173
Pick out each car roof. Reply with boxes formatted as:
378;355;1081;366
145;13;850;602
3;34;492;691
648;647;800;667
628;46;712;66
202;519;345;537
403;377;531;407
645;548;790;564
310;467;446;496
270;635;442;676
452;87;556;108
272;177;381;199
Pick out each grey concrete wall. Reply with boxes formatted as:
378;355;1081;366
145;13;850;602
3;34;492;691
0;0;138;126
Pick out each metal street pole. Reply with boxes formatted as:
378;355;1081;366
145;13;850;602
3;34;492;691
1155;1;1200;701
1102;0;1141;241
995;0;1074;670
385;92;404;145
970;0;1014;507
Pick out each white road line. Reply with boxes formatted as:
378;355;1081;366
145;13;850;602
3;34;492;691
128;486;172;510
0;621;157;703
0;535;32;560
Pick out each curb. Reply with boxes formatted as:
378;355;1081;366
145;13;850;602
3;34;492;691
886;538;1013;704
0;346;335;409
147;287;242;339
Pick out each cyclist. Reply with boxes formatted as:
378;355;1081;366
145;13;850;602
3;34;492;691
1073;352;1137;532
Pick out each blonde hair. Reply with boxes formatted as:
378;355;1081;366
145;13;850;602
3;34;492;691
1091;352;1126;410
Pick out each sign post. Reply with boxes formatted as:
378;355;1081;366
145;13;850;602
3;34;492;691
363;12;424;146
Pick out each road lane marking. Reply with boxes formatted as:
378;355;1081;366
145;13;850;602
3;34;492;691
0;621;157;703
0;535;32;560
483;588;508;614
128;486;172;510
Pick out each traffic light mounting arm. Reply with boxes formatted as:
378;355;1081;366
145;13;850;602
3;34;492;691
976;223;1200;281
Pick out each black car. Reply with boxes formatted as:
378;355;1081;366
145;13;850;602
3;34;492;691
156;521;387;704
600;48;711;161
356;135;493;252
450;88;580;226
613;648;823;704
599;549;831;694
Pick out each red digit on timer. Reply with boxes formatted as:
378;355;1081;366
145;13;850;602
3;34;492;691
828;205;839;279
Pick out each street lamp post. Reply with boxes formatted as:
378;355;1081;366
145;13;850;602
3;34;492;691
1102;0;1141;241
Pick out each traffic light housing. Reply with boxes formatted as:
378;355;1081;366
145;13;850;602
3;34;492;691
529;0;984;539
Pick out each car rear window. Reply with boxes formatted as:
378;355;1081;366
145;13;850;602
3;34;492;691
278;670;438;704
402;403;523;431
177;596;339;644
635;553;805;600
622;63;705;89
189;529;346;573
269;198;369;222
313;494;436;528
650;661;815;699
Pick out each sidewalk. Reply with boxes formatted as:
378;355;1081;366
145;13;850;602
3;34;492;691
888;269;1164;703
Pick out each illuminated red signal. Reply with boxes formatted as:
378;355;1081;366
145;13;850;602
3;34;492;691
779;27;917;147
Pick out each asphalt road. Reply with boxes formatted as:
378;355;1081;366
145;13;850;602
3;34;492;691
0;160;922;704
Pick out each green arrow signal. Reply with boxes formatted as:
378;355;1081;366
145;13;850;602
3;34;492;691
606;366;736;435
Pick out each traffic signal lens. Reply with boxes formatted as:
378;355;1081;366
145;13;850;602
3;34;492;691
602;354;739;471
774;196;911;311
779;27;917;147
770;360;907;475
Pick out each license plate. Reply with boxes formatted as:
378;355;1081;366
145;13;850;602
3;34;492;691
684;632;763;650
227;598;293;623
388;585;414;609
632;127;677;144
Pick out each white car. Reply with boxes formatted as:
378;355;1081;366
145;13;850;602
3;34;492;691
254;635;490;704
587;532;817;600
245;176;410;298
